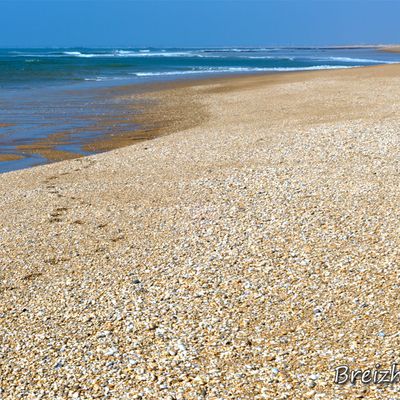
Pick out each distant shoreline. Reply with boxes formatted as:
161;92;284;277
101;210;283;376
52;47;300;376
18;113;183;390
1;45;400;173
0;63;388;172
379;45;400;53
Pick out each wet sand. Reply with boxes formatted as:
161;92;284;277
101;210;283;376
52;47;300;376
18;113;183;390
3;79;208;167
1;64;400;399
0;153;23;162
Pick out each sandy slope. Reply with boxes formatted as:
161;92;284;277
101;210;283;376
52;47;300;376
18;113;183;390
1;65;400;399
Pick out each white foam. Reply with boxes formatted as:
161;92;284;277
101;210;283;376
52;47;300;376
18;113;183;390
121;51;196;57
133;65;356;77
246;56;295;60
9;50;399;65
65;50;197;58
114;50;133;55
318;56;395;63
64;51;98;58
64;51;83;56
84;76;128;82
84;77;109;81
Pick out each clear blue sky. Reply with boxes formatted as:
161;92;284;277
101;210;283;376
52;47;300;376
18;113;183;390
1;0;399;48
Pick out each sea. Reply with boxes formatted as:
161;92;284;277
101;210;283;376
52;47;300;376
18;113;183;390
1;47;399;173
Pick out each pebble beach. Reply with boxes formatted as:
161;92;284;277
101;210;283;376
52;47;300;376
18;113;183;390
1;64;400;399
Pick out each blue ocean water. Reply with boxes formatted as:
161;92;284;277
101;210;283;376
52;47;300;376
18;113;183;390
2;47;400;86
1;47;399;173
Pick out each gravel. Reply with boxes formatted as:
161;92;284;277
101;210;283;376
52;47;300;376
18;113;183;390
1;64;400;399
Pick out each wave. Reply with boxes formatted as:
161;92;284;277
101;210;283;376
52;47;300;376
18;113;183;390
64;50;198;58
64;51;98;58
198;48;276;53
133;65;356;77
246;56;295;60
59;50;287;58
7;50;399;64
64;51;83;56
84;76;130;82
317;56;395;64
7;49;280;59
121;51;196;57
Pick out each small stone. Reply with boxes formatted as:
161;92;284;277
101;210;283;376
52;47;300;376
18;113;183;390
104;347;118;356
155;327;165;336
305;390;316;398
168;348;177;356
177;341;186;352
271;368;279;375
97;330;111;338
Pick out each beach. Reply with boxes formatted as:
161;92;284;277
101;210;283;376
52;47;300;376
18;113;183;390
1;46;400;173
1;64;400;399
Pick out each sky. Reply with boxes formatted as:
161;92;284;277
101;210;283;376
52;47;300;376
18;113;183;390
0;0;400;48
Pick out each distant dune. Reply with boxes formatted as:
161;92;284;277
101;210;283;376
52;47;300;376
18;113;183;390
379;45;400;53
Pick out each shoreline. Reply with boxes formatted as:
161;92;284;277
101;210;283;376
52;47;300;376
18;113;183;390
1;63;400;398
2;40;400;171
2;61;399;173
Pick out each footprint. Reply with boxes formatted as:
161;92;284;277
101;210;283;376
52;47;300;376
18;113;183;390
22;272;43;281
48;206;69;223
